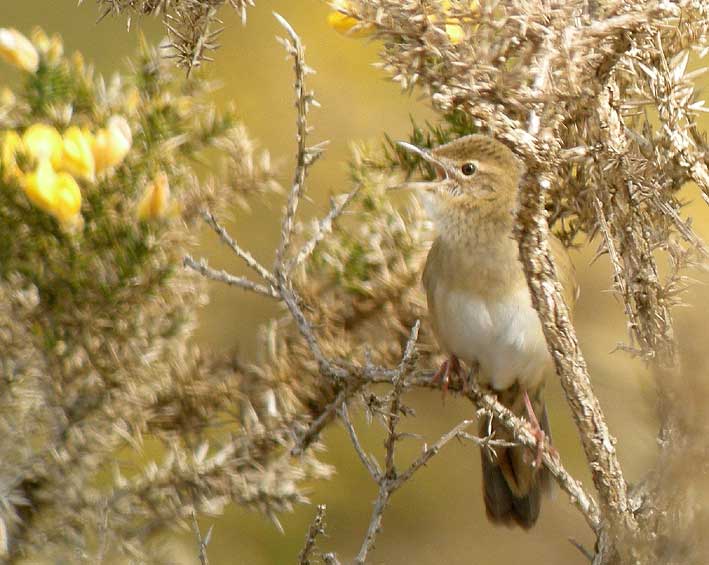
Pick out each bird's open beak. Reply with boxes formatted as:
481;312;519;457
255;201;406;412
396;141;447;173
397;141;433;161
390;141;448;193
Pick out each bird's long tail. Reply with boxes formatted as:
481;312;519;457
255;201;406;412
479;387;551;529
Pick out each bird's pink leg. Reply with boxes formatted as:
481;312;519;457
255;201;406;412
522;390;553;469
431;355;461;395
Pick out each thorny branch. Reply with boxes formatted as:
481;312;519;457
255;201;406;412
202;210;277;286
382;372;603;531
183;255;279;299
339;403;381;482
298;504;328;565
273;11;328;275
191;512;212;565
346;336;483;565
516;174;633;530
285;188;362;274
89;0;256;74
592;196;642;344
291;388;348;457
512;12;633;535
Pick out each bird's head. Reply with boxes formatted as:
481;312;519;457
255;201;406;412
397;134;523;212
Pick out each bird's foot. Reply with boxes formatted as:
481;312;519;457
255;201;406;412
431;355;462;397
522;390;556;469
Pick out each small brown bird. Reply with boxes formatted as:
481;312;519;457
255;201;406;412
398;134;577;529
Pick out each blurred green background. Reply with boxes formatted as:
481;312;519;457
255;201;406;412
4;2;709;564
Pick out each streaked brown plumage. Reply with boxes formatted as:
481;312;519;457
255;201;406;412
399;134;578;528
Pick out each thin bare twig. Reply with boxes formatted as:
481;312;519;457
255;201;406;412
650;195;709;260
338;403;381;481
273;12;328;273
455;431;518;451
366;371;602;531
291;388;349;456
393;419;474;487
183;255;279;298
279;284;348;379
592;196;641;343
353;364;406;565
298;504;326;565
285;187;362;274
202;210;278;284
191;512;212;565
355;478;390;565
382;321;420;478
353;414;478;563
353;320;470;563
456;371;602;531
570;537;595;562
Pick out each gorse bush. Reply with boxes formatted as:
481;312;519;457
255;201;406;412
0;28;327;562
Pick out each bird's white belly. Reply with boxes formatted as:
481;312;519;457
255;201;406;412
433;285;550;390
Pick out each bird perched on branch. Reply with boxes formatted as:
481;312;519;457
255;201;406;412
398;134;578;529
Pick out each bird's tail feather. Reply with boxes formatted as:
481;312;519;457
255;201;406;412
480;391;551;529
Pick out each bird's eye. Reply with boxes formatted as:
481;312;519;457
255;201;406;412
461;162;477;176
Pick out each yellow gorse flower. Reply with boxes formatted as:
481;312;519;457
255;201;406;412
92;115;132;174
429;1;480;44
0;28;39;73
327;1;374;37
1;123;85;228
2;118;132;230
328;1;477;43
22;124;63;163
445;24;465;44
58;126;95;181
137;172;171;221
22;158;82;227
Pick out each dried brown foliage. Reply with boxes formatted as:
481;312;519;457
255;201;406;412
84;0;255;74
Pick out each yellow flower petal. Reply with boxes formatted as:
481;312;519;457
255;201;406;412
327;1;374;37
22;159;82;226
52;172;82;224
137;172;171;221
92;115;132;173
0;28;39;73
445;24;465;44
430;1;479;28
58;126;95;181
439;1;479;12
328;12;360;34
22;159;59;213
23;124;63;162
1;131;23;181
